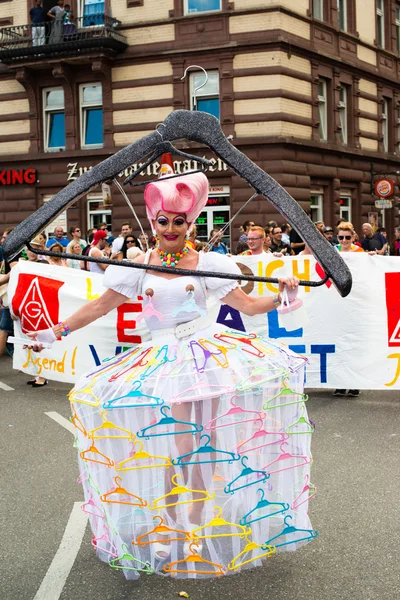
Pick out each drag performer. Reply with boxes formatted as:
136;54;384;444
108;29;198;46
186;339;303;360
26;170;316;579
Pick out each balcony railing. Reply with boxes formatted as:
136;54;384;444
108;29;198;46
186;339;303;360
0;15;128;63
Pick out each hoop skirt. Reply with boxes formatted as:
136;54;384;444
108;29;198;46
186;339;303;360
71;253;317;579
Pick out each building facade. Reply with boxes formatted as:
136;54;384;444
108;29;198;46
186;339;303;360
0;0;399;249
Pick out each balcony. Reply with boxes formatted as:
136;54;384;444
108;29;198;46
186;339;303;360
0;15;128;64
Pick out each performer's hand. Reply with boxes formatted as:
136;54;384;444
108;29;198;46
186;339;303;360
278;276;299;303
24;328;57;352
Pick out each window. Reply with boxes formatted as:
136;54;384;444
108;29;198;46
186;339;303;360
337;0;347;31
185;0;221;14
312;0;324;19
88;195;111;230
80;83;103;149
190;70;220;120
309;191;324;222
376;0;385;47
318;79;328;141
382;99;388;152
340;195;352;222
338;86;348;145
396;5;400;53
43;88;65;152
80;0;104;24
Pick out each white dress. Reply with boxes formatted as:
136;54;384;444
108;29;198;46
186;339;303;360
71;252;316;580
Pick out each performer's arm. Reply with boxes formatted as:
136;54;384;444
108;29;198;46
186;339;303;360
25;288;128;351
221;277;299;317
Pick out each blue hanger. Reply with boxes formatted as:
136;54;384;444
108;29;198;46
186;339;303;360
139;345;177;381
224;456;270;494
102;381;164;410
172;434;240;466
137;405;203;439
262;515;318;549
239;488;289;526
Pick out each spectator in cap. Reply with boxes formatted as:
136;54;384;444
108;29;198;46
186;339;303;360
322;226;335;246
89;230;109;274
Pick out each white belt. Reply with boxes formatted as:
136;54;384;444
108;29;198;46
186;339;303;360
150;313;215;341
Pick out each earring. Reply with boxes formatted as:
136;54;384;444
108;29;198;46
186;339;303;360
136;288;164;323
172;285;207;318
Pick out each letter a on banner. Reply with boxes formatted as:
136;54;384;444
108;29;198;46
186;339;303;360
385;273;400;346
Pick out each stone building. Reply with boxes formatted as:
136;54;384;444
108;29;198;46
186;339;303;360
0;0;399;248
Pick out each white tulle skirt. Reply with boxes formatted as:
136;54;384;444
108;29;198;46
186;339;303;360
70;325;317;580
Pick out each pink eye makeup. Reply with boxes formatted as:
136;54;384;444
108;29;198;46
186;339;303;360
172;218;186;226
156;216;186;227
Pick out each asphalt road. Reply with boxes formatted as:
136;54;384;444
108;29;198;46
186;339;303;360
1;354;399;600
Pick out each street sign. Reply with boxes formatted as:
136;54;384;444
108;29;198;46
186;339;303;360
375;199;393;209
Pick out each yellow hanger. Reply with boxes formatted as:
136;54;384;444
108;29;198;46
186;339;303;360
227;538;276;571
149;474;215;510
69;383;100;407
80;440;114;467
100;476;147;507
163;542;225;576
191;506;252;540
115;439;173;472
132;515;191;547
88;411;135;440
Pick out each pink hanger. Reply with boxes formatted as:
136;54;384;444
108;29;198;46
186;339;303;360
136;288;163;323
205;395;266;431
91;524;118;558
81;490;106;520
108;347;153;382
170;380;235;404
291;474;317;510
262;442;311;475
237;420;289;455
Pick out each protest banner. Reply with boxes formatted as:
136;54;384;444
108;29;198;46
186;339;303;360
8;254;400;389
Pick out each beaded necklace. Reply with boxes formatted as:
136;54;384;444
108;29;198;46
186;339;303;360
156;244;189;268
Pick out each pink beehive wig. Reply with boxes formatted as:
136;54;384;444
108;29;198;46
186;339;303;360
144;171;209;224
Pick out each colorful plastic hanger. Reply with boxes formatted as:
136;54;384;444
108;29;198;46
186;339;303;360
137;405;203;439
191;506;251;540
71;408;87;437
205;395;266;431
262;442;311;475
100;476;147;507
108;348;154;382
80;441;115;468
172;433;240;467
149;474;215;510
197;338;230;369
213;332;266;358
132;515;191;547
109;543;154;574
263;387;308;411
163;542;225;576
237;420;289;456
291;475;317;510
88;410;136;440
136;289;164;324
117;507;154;528
237;365;289;392
81;490;107;520
224;456;270;494
227;538;276;571
262;515;318;549
239;488;289;526
139;345;177;380
69;384;100;407
171;286;207;318
91;524;118;558
285;406;314;435
115;439;173;471
103;380;164;410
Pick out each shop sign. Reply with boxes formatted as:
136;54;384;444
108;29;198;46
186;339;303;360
375;199;393;209
0;168;37;185
67;157;228;182
374;178;394;198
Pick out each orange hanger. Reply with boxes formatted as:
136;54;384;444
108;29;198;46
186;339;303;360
163;542;225;576
100;476;147;507
115;439;173;472
132;516;191;547
149;474;215;510
88;410;135;440
71;406;87;436
80;441;114;467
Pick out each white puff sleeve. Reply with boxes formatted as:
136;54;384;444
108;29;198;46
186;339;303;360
103;264;142;299
201;252;241;300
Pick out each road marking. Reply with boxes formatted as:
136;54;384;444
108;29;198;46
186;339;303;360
33;502;88;600
0;381;14;391
45;411;75;435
